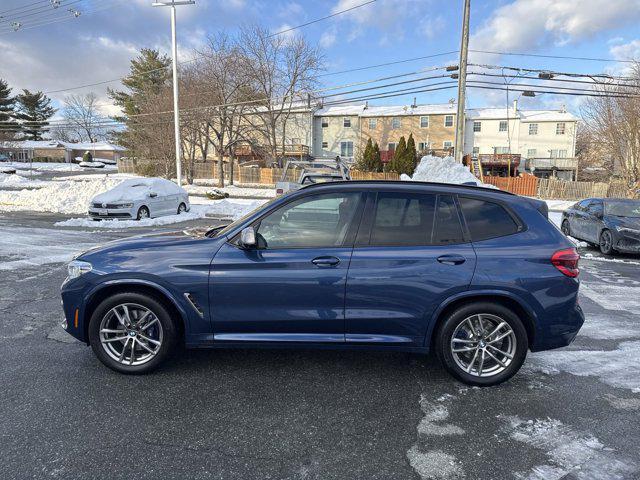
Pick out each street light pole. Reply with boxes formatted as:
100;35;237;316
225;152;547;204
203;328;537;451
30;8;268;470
152;1;194;186
454;0;471;164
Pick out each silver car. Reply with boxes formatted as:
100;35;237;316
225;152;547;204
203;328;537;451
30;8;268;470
88;178;190;220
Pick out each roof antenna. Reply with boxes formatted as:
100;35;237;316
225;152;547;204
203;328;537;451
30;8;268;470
411;97;417;108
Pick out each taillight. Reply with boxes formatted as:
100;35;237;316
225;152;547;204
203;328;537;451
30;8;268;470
551;248;580;277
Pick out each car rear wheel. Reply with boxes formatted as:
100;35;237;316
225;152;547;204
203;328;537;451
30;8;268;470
599;229;614;255
177;202;187;214
88;292;178;374
436;302;528;387
561;220;571;237
136;206;150;220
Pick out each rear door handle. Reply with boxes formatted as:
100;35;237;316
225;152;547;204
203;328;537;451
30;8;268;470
312;256;340;267
437;254;466;266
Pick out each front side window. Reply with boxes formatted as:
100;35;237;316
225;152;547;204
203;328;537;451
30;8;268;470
529;123;538;135
499;121;508;132
420;116;429;128
444;115;454;127
340;141;354;157
343;117;351;128
391;117;401;129
256;193;362;249
459;197;519;241
473;121;482;132
368;118;377;129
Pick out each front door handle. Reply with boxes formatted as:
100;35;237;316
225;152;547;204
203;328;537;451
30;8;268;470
312;256;340;267
437;254;466;266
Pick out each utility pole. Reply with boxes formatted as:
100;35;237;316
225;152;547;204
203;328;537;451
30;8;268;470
152;1;195;186
454;0;471;164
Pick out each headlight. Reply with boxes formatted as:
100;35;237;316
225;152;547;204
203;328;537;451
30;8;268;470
67;260;92;279
114;203;133;208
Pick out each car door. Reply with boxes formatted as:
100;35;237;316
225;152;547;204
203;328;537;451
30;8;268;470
583;200;604;243
570;199;592;239
345;192;476;347
210;191;365;342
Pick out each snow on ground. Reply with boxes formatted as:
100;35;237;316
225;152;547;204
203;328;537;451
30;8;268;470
0;225;97;271
1;161;82;172
56;199;267;229
402;155;488;186
544;199;576;211
183;184;276;199
0;177;123;214
0;173;46;187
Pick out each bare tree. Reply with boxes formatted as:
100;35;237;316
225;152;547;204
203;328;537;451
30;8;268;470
59;92;106;143
581;62;640;194
238;25;322;165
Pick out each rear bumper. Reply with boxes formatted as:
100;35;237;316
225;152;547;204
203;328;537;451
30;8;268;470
530;303;585;352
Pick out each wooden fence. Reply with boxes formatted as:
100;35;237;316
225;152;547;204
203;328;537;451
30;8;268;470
483;175;634;199
482;175;539;196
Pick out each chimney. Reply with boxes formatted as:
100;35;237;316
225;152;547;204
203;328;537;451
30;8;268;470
512;99;518;114
411;97;417;108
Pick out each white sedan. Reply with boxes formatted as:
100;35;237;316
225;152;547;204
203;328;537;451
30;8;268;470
88;178;190;220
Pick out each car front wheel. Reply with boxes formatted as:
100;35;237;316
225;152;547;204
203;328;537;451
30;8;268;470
177;202;187;214
599;229;614;255
436;302;528;386
561;219;571;237
136;206;150;220
88;292;178;374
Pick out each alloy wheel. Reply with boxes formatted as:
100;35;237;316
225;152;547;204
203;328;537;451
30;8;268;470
138;207;149;220
561;221;570;236
99;303;163;366
600;230;612;254
450;314;517;377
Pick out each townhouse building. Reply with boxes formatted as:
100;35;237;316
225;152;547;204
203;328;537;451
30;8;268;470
312;104;366;160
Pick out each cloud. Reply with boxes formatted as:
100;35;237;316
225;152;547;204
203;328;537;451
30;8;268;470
470;0;640;61
609;39;640;61
319;27;337;48
420;15;446;40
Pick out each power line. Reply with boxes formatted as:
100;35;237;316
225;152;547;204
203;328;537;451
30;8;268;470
0;0;59;18
0;0;84;25
318;51;458;77
469;49;637;64
268;0;377;38
468;63;638;82
468;72;640;92
467;79;640;97
467;83;640;99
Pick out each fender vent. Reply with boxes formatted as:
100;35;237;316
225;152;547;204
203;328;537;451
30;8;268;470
184;293;204;318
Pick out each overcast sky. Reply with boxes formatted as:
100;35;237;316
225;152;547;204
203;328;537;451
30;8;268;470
1;0;639;118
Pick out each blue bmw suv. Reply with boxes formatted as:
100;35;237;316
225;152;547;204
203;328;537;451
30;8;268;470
61;181;584;386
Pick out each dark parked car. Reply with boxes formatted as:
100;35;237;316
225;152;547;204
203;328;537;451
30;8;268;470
561;198;640;255
61;181;583;386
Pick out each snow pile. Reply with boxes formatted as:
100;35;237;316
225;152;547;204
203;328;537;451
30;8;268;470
0;173;46;187
2;161;81;172
79;161;105;168
401;155;484;186
200;199;265;219
0;177;124;214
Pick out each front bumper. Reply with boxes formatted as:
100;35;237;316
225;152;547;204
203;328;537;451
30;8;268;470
615;232;640;253
61;277;93;343
88;207;133;219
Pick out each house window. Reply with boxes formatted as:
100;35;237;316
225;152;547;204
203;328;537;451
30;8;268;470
418;142;430;151
558;149;567;158
321;118;328;128
556;122;566;135
343;117;351;128
472;147;479;156
391;117;401;129
527;149;536;158
550;149;558;158
499;121;508;132
528;123;538;135
388;142;397;152
494;147;510;154
420;116;429;128
444;115;454;127
443;141;453;149
473;121;482;132
322;141;328;149
340;141;354;157
368;118;377;129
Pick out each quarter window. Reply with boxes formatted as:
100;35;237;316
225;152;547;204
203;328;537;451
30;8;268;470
459;197;519;241
255;193;362;249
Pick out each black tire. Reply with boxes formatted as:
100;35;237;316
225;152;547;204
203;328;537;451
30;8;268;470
177;202;187;214
88;292;178;374
599;229;614;255
136;206;150;220
561;220;571;237
435;302;528;387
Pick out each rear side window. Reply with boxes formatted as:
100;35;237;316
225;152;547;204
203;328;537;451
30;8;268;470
370;193;436;246
434;195;465;245
459;197;519;241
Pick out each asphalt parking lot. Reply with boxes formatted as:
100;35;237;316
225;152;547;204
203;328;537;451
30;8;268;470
1;212;639;480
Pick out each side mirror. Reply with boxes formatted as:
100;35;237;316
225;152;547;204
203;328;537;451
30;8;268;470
148;191;158;198
239;226;257;249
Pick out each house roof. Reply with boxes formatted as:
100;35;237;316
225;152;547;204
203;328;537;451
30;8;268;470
360;103;457;117
0;140;125;151
314;104;367;116
466;108;577;122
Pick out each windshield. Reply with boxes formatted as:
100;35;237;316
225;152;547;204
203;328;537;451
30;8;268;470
213;197;279;237
605;201;640;218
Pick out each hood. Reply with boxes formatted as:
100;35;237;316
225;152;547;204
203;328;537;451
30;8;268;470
92;186;149;203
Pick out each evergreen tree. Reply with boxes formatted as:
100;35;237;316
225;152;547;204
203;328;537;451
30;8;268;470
108;48;172;154
372;142;383;172
15;90;56;140
389;136;407;173
404;133;417;174
0;79;17;140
